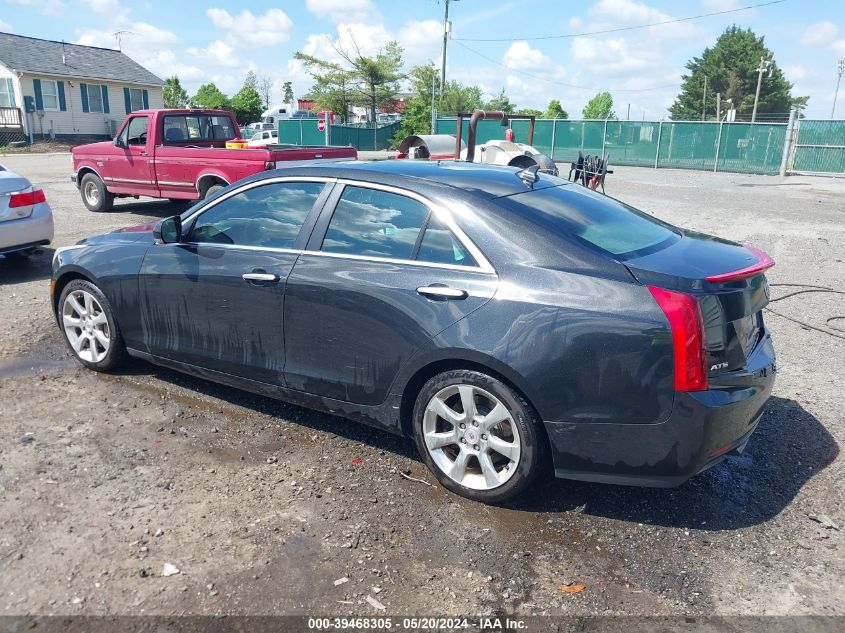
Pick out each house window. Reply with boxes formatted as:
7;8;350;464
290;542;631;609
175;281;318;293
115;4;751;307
40;80;59;110
0;80;14;108
129;88;144;112
87;85;103;113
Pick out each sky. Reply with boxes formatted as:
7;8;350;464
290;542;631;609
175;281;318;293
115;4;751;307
0;0;843;119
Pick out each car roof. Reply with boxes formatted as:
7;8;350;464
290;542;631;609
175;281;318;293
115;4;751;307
262;160;566;199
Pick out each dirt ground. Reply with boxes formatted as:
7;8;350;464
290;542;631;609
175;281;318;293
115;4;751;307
0;153;843;620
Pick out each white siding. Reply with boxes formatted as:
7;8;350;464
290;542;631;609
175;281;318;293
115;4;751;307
17;73;163;137
0;65;22;110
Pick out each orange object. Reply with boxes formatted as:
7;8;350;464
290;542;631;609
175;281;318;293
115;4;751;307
559;583;587;593
225;140;249;149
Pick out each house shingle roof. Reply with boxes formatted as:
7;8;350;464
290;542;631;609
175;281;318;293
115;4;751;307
0;32;164;86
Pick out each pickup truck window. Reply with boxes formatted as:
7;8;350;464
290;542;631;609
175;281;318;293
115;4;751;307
122;116;148;146
163;115;236;143
189;182;325;250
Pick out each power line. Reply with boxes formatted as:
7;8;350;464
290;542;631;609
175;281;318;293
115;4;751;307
453;0;787;42
453;40;680;93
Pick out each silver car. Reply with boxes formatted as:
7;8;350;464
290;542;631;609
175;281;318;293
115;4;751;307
0;163;54;258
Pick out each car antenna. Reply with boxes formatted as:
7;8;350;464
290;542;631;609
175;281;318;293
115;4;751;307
517;164;540;188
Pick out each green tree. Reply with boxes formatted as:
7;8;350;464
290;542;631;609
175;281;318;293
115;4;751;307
485;88;516;114
669;26;807;121
440;81;483;114
545;99;568;119
297;39;405;125
243;70;258;91
163;76;190;108
393;64;439;142
517;108;543;117
192;83;230;110
582;91;614;119
231;85;263;124
282;81;294;104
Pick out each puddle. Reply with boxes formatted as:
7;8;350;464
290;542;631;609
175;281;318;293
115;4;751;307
0;353;75;379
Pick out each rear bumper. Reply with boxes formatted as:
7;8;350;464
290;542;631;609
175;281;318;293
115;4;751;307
545;332;776;487
0;202;54;253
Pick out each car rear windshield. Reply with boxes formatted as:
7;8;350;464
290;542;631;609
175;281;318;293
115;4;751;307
500;185;679;258
162;115;237;143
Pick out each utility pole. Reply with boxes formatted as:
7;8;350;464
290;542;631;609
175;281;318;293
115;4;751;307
626;103;630;120
752;53;774;122
702;75;707;121
431;64;437;134
716;93;720;122
440;0;456;107
832;59;845;119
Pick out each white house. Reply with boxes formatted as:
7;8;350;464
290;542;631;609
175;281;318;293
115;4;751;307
0;32;164;140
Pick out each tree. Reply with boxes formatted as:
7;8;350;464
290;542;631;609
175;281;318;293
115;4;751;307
517;108;543;117
243;70;258;91
163;76;190;108
192;83;230;110
258;75;273;109
485;88;516;114
296;38;404;125
545;99;568;119
582;91;615;119
282;81;294;105
669;26;808;121
440;81;483;114
231;85;263;124
394;64;439;142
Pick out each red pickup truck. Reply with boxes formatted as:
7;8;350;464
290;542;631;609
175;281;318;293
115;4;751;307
71;109;356;212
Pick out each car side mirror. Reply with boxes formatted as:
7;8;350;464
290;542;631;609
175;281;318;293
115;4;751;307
113;136;125;148
154;215;183;244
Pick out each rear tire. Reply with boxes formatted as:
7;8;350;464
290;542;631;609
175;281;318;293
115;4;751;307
80;173;114;212
203;183;226;199
412;369;544;504
58;279;127;372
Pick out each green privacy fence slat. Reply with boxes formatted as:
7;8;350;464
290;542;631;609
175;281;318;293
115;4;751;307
435;117;795;175
791;120;845;174
278;119;401;151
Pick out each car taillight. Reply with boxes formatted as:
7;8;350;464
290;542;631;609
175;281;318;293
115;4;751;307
648;286;708;392
9;188;46;208
705;244;775;283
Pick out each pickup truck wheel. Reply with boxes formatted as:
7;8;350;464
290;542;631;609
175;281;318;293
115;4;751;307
80;173;115;212
203;183;226;199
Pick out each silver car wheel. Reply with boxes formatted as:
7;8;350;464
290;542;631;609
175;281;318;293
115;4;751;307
62;290;110;363
423;384;522;490
83;180;100;206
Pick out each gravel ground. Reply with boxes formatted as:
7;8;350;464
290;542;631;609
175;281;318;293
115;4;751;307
0;154;843;618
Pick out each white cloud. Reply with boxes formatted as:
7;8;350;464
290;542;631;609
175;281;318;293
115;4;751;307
84;0;126;15
206;8;293;47
503;41;551;71
800;21;839;46
571;36;658;75
307;0;375;23
568;16;584;29
8;0;65;16
397;20;442;65
187;40;242;68
0;19;11;31
701;0;741;10
589;0;695;39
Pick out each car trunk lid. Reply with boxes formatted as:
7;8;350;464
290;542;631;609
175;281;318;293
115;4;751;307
624;231;773;377
0;170;36;222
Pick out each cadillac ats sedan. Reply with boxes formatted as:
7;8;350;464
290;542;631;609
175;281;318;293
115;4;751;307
51;161;776;503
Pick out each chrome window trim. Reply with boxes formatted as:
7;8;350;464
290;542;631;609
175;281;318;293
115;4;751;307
299;250;493;274
323;179;496;274
156;241;302;256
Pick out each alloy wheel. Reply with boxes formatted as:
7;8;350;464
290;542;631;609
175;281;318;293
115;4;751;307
422;384;522;490
62;290;110;363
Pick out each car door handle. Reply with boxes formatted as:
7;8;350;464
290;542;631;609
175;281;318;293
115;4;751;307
242;272;279;282
416;285;468;299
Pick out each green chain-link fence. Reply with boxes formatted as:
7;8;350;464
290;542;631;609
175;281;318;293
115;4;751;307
278;119;401;151
436;117;792;175
790;120;845;174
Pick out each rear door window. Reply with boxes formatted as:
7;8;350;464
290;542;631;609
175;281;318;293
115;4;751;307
417;216;476;267
321;186;429;260
501;185;679;257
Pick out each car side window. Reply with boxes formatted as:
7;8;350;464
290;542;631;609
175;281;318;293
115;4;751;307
189;182;325;249
417;215;477;267
321;186;429;260
124;116;148;146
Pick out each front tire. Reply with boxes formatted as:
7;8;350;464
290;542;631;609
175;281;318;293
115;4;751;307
412;370;543;504
58;279;127;372
80;173;115;212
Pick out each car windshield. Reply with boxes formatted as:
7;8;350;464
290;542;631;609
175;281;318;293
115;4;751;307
500;185;679;258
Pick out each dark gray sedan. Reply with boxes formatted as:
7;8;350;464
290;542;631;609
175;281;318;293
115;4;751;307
51;161;776;503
